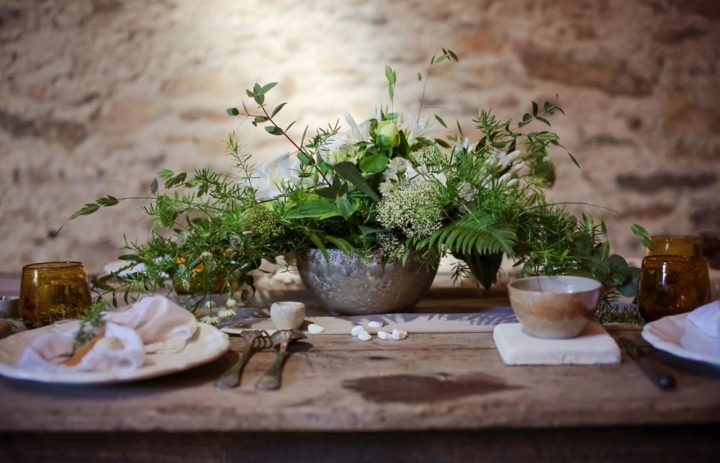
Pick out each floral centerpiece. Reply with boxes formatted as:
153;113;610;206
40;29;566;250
72;49;648;323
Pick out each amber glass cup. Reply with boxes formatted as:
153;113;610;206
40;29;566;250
647;234;702;257
19;262;92;327
638;255;711;322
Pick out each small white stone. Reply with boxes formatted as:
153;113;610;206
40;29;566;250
391;328;408;340
377;330;392;340
351;325;364;337
366;320;384;334
307;323;325;334
357;330;372;341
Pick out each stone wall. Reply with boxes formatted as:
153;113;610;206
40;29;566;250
1;0;718;273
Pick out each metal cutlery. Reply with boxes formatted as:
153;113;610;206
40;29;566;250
255;329;306;391
214;330;272;389
619;337;676;391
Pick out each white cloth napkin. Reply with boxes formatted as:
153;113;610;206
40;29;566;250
687;299;720;338
17;296;197;373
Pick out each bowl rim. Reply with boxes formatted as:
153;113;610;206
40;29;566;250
508;275;601;294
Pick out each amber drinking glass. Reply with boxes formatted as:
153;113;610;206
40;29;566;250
19;261;92;327
638;255;711;322
647;234;702;257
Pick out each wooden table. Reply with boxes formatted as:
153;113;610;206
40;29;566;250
0;290;719;462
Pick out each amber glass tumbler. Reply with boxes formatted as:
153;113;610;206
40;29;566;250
638;255;711;322
647;234;702;257
19;261;92;327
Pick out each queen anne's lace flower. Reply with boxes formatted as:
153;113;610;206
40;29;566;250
377;180;444;240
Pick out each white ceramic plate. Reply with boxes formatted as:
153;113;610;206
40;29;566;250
0;323;229;384
642;313;720;366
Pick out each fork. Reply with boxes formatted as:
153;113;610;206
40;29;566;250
214;330;272;389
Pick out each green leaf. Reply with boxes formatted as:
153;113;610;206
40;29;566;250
306;231;329;262
265;126;284;136
447;49;459;61
96;195;119;207
323;235;354;254
567;152;580;168
158;169;174;179
150;178;158;194
254;116;268;124
70;203;100;220
417;72;422;81
359;153;388;174
434;114;447;128
532;101;539;116
359;225;380;236
165;172;187;188
226;107;239;116
286;197;342;219
536;116;550;126
336;195;352;219
435;138;451;148
333;162;380;202
271;102;286;117
261;82;278;94
631;223;652;248
297;151;312;165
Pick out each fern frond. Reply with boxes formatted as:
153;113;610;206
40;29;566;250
421;212;516;256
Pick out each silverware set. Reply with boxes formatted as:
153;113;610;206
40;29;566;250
214;329;305;390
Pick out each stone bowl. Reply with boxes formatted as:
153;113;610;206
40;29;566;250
296;248;438;315
508;275;602;339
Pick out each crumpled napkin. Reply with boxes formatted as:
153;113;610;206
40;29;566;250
17;295;197;373
687;299;720;338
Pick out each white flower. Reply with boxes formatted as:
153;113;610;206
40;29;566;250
491;149;522;169
457;182;476;202
225;298;237;308
388;157;408;175
218;309;236;320
453;136;471;154
200;315;220;325
253;152;301;200
378;180;396;196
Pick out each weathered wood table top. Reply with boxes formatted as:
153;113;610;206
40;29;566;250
1;288;719;462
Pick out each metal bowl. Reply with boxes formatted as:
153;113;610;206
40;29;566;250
296;248;438;315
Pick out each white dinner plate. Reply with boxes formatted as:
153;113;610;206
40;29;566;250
642;313;720;367
0;323;229;384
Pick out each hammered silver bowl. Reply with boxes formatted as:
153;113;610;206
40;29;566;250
296;248;438;315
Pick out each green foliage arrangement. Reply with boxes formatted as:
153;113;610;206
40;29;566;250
72;49;649;322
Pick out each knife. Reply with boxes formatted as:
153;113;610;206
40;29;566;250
619;337;676;391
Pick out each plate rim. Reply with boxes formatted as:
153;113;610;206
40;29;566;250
0;323;229;384
641;313;720;366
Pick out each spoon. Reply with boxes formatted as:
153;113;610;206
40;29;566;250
255;329;306;391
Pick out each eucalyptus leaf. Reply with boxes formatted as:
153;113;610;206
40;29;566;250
359;153;388;174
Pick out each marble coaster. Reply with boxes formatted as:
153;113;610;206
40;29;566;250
493;322;621;365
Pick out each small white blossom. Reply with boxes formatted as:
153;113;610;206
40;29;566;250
218;309;236;320
200;315;220;325
225;298;237;308
457;182;476;202
253;152;302;200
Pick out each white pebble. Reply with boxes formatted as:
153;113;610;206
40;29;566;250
307;323;324;334
377;330;392;340
391;328;408;340
351;325;365;337
366;320;383;334
357;330;372;341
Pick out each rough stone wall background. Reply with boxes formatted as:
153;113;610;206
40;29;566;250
0;0;718;273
